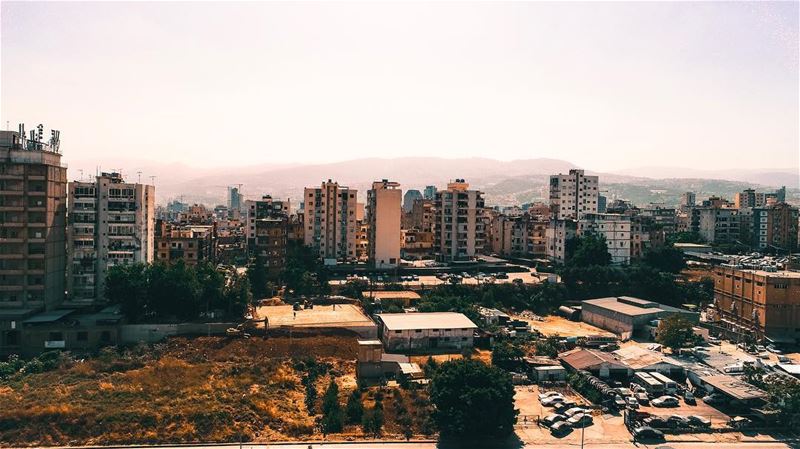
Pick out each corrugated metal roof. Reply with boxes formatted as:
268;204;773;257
701;374;767;401
23;309;74;324
559;348;630;371
377;312;477;331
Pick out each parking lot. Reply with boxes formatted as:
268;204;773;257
514;314;616;338
329;270;543;287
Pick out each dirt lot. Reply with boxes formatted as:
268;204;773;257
255;304;374;328
516;315;615;338
330;271;541;287
0;335;438;447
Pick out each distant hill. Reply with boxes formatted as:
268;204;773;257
65;157;798;207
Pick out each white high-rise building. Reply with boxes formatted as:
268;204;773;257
67;172;155;304
367;180;402;268
433;179;485;262
303;180;358;264
549;169;599;220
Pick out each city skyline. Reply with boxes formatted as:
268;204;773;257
2;1;798;172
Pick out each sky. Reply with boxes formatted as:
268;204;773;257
1;1;798;173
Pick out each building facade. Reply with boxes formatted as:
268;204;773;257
712;265;800;343
67;173;155;305
303;180;358;264
751;203;798;253
0;128;67;312
578;213;631;265
154;221;215;266
433;179;485;262
367;180;402;268
549;169;599;220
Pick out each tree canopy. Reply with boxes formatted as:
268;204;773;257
430;359;518;439
642;245;686;274
656;314;701;350
567;234;612;267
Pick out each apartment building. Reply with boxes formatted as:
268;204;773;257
639;205;677;236
423;185;437;200
0;128;67;313
405;199;433;233
712;265;800;343
433;179;486;262
751;203;799;253
546;219;577;263
549;169;599;220
489;212;548;258
578;213;631;265
690;207;741;244
303;180;358;264
367;180;402;268
154;220;215;266
630;215;666;259
244;195;290;276
402;189;422;213
67;172;155;305
401;229;434;260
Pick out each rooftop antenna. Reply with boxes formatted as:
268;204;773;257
78;169;84;180
137;171;142;183
149;175;157;185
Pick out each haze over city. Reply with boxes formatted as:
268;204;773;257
2;1;798;173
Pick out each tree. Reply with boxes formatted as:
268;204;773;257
491;340;524;369
642;245;686;274
320;379;344;434
105;263;148;321
567;234;612;267
361;403;384;437
655;314;700;350
224;272;252;317
534;336;561;358
429;359;518;439
345;389;364;424
248;256;268;300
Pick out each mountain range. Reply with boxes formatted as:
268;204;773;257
65;157;798;208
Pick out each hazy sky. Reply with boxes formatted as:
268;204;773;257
1;1;798;172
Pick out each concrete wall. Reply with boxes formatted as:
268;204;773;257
120;322;234;343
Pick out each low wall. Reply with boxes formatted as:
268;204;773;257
120;322;236;343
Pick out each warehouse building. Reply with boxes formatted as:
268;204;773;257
376;312;477;352
581;296;698;338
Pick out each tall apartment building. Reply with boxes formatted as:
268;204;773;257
751;203;799;253
0;128;67;313
423;185;437;200
367;180;402;268
244;196;290;277
67;172;155;305
712;265;800;342
680;192;696;211
639;205;677;236
489;213;548;258
577;213;631;265
549;169;599;219
402;189;422;213
433;179;485;262
303;180;358;264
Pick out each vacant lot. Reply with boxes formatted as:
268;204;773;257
0;335;436;447
256;304;374;328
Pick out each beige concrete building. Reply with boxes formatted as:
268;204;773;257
578;213;632;265
367;180;402;268
377;312;477;352
67;172;155;305
154;221;215;267
303;180;358;264
549;169;599;219
546;219;577;263
0;129;67;311
433;179;486;262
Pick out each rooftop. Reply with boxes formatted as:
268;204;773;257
367;291;422;300
701;374;768;401
612;345;682;370
377;312;477;331
559;348;630;371
582;296;691;316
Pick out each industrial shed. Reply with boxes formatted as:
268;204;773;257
559;348;633;380
581;296;698;338
376;312;477;352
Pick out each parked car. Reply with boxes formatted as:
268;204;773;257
684;391;696;405
542;395;566;406
626;396;639;409
566;413;593;427
632;426;665;441
613;395;627;408
730;416;752;429
778;355;792;363
563;407;587;418
767;345;783;354
667;415;691;428
550;421;572;435
496;272;509;279
635;392;650;405
702;393;725;405
542;413;567;427
652;395;679;407
512;278;524;285
688;415;711;428
538;391;561;400
553;400;577;413
643;417;670;428
707;336;721;345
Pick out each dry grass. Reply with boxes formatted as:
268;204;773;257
0;335;359;447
